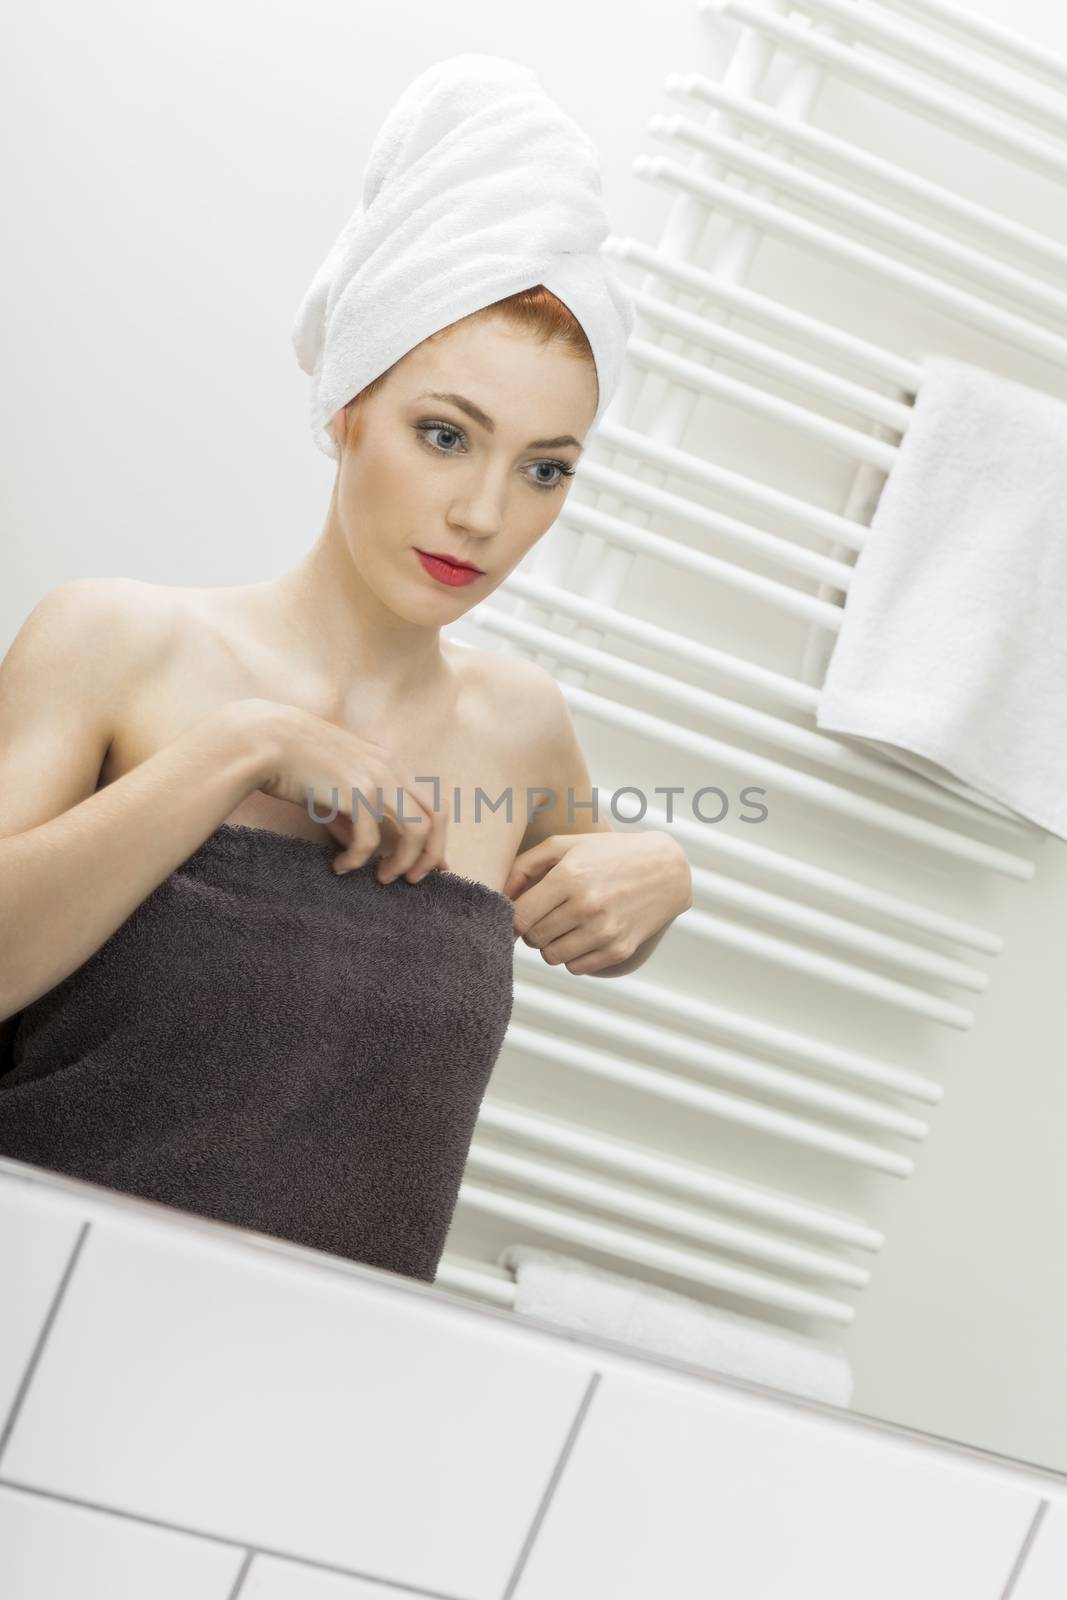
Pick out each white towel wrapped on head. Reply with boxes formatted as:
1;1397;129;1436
291;53;633;461
815;355;1067;841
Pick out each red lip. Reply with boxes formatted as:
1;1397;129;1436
414;549;485;588
417;548;484;572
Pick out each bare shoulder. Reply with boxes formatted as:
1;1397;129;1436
8;574;182;642
0;576;194;765
463;649;572;726
460;644;596;795
458;645;568;744
0;577;191;838
2;576;182;692
469;648;613;846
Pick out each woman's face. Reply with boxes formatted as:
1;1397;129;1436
328;314;598;621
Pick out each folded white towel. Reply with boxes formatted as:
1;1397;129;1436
814;355;1067;840
498;1244;853;1407
291;53;633;461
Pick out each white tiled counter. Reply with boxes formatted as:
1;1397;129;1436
1;1154;1065;1600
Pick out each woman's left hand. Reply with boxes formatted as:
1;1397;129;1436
503;830;692;976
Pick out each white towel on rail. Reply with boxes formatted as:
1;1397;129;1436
498;1244;853;1407
814;355;1067;841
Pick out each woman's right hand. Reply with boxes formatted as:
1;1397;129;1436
244;698;450;882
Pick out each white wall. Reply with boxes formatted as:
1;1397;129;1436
4;0;1066;1472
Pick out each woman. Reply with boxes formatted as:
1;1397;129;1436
0;55;691;1281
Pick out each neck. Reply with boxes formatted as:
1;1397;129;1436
251;490;456;713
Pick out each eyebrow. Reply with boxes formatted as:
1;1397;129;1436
416;391;583;452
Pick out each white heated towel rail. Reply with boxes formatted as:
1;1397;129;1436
436;0;1066;1332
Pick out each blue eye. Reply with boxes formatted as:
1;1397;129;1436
414;420;577;492
417;422;465;454
528;460;575;490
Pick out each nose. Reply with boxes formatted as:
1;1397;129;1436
447;462;511;541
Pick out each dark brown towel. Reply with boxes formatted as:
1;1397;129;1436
0;823;515;1282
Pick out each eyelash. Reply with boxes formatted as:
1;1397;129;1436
414;420;577;492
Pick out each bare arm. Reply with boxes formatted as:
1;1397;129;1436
0;580;275;1021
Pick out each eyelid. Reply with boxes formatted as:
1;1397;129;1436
415;419;576;478
418;417;574;463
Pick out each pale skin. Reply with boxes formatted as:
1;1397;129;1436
0;312;691;1020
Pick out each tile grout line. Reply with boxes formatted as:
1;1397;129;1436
226;1549;255;1599
500;1369;602;1600
997;1498;1049;1600
0;1478;472;1599
4;1168;1067;1503
0;1218;92;1473
1;1326;1057;1598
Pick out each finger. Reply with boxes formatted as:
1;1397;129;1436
541;928;608;967
332;802;381;873
421;788;450;871
376;781;436;881
412;773;449;867
399;793;451;883
385;775;449;882
565;951;615;976
332;769;446;882
520;905;582;950
325;812;355;851
510;869;572;940
505;858;544;898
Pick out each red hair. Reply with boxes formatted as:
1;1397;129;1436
343;284;595;420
